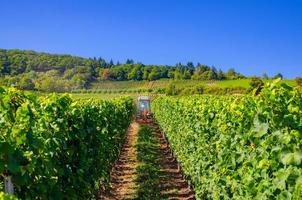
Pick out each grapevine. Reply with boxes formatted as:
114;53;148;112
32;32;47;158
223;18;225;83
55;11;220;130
0;87;134;199
152;80;302;199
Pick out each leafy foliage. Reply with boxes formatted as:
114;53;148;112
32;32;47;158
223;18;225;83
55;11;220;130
248;76;264;95
0;192;18;200
0;87;134;199
152;80;302;199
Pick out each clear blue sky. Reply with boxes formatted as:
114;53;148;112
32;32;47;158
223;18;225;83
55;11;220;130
1;0;301;78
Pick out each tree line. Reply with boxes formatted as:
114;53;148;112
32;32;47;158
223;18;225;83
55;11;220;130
0;49;286;92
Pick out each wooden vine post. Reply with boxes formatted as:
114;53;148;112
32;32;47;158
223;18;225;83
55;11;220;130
4;175;14;195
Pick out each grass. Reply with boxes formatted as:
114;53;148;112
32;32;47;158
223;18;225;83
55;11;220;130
134;125;168;200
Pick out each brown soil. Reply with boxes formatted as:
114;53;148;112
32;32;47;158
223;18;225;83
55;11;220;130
151;123;195;200
99;120;195;200
100;122;139;200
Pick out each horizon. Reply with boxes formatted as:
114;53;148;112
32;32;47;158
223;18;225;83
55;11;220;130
1;0;302;78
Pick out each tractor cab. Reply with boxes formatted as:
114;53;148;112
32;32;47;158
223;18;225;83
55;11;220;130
137;96;152;123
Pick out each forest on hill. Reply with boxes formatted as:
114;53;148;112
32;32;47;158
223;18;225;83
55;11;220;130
0;49;248;92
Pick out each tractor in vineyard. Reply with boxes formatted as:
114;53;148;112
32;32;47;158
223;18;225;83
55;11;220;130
137;96;152;123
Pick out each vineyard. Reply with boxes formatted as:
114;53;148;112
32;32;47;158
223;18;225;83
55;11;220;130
152;80;302;199
1;0;301;199
1;79;302;200
0;87;134;199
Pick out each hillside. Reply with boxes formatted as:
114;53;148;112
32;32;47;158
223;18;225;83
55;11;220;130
70;79;296;100
0;49;246;92
0;49;296;95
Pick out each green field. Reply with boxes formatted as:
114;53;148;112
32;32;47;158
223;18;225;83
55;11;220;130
70;79;297;99
89;79;295;90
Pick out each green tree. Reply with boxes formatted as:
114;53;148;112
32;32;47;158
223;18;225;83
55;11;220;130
195;64;210;75
186;62;195;75
109;59;114;66
183;71;191;79
217;69;225;80
126;59;134;64
226;68;236;79
127;64;143;80
36;77;57;92
148;67;161;81
19;76;35;90
167;69;175;79
36;76;71;92
110;67;126;81
71;73;89;88
273;73;283;80
174;70;182;80
143;67;150;80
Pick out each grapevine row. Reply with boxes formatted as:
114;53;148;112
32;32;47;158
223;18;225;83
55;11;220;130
152;81;302;199
0;87;134;199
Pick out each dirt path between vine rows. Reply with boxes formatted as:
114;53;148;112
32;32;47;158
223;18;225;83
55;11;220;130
99;120;195;200
151;122;195;200
100;121;139;199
